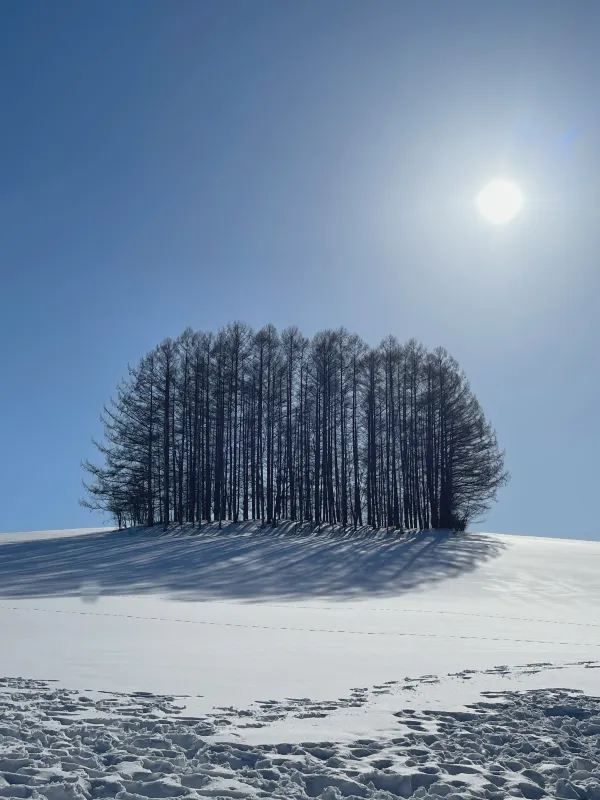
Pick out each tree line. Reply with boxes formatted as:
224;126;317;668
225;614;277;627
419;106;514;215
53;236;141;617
84;323;507;531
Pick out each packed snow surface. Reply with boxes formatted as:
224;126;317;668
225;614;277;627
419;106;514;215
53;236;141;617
1;524;599;799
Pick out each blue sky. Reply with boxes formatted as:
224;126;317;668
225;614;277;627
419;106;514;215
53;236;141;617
2;1;599;537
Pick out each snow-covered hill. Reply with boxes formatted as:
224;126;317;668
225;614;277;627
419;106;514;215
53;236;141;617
1;525;599;799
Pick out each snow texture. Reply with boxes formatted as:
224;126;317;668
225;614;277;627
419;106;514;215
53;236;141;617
1;524;599;799
1;674;600;799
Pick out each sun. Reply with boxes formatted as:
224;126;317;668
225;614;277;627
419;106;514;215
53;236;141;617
476;179;523;224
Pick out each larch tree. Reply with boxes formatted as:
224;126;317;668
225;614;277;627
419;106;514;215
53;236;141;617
84;323;508;531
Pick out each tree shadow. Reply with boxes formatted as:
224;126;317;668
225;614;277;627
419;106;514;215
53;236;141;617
0;523;506;602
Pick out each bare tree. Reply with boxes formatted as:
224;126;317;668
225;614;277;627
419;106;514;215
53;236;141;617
84;324;507;532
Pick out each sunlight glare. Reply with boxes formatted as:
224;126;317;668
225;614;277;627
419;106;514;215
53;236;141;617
476;179;523;224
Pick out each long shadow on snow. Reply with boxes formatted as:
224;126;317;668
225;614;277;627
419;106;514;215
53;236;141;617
0;523;505;601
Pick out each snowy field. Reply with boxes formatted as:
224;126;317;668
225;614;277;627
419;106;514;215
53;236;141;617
1;524;599;799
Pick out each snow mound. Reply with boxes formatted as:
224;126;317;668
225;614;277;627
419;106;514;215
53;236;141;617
1;526;599;798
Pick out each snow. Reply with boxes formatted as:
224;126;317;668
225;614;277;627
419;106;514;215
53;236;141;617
1;524;599;798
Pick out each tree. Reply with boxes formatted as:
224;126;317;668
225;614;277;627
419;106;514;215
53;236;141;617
84;324;507;531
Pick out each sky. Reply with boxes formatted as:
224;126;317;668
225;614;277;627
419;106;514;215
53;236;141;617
1;1;599;538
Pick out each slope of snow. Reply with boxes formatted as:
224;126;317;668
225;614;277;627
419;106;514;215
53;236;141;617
0;526;111;544
1;524;599;799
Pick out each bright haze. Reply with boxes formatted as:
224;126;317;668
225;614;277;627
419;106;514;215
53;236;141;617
1;2;598;538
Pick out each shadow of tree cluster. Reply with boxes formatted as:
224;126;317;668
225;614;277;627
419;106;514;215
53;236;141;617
0;523;506;602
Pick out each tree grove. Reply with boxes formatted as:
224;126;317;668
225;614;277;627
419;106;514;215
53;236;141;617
84;324;507;531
